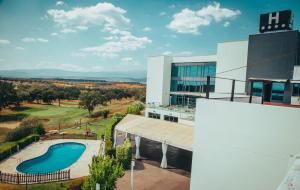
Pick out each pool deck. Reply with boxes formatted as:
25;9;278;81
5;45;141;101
0;139;101;178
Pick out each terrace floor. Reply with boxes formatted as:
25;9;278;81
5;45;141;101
116;160;190;190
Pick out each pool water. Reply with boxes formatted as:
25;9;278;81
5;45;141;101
16;142;86;174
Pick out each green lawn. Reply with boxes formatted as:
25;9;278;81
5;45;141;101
0;177;85;190
63;117;115;137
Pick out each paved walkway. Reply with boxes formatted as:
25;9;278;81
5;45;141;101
116;160;190;190
0;139;101;178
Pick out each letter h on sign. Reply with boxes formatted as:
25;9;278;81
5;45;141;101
268;12;279;25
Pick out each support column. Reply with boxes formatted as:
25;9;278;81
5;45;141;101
160;141;168;169
135;136;141;159
113;129;117;148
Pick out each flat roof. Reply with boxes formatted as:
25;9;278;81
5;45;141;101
115;114;194;151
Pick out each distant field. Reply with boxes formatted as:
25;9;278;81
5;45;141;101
0;98;135;142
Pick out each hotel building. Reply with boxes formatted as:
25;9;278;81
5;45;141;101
115;10;300;190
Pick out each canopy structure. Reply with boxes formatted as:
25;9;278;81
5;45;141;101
115;114;194;151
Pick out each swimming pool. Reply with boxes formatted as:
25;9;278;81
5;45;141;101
16;142;86;174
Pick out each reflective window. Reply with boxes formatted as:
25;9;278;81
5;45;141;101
170;95;198;108
252;82;263;96
164;115;178;123
293;84;300;96
170;62;216;93
148;112;160;119
271;82;284;101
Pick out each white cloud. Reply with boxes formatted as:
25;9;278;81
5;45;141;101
22;37;49;43
223;21;230;27
76;25;88;31
51;32;59;36
22;38;35;42
0;39;10;45
143;27;152;32
160;12;166;16
163;51;172;55
121;57;140;66
121;57;133;62
47;2;130;33
70;52;86;57
61;28;76;33
179;51;192;56
167;2;241;34
56;1;64;6
15;46;25;50
80;31;151;58
37;38;49;43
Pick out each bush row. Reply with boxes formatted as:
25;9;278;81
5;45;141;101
90;109;110;118
6;118;45;141
0;134;40;162
116;139;132;169
104;112;124;157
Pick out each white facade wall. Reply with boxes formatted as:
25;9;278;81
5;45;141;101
146;56;172;106
172;55;217;63
145;107;195;126
293;65;300;80
215;41;248;94
292;66;300;105
191;99;300;190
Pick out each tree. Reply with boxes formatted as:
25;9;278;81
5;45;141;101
41;88;56;104
55;89;66;107
79;91;106;116
82;156;124;190
0;81;18;111
126;102;145;115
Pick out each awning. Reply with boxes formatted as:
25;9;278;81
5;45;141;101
115;114;194;151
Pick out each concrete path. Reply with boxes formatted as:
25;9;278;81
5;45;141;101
116;160;190;190
0;139;101;178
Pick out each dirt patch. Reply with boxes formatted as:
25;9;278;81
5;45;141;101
0;121;21;129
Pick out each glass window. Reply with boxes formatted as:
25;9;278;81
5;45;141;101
271;82;285;102
170;62;216;93
293;84;300;96
164;115;178;123
252;82;263;96
149;112;160;119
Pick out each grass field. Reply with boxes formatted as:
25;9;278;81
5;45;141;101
0;177;85;190
0;98;135;142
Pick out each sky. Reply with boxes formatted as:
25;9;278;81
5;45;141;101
0;0;299;74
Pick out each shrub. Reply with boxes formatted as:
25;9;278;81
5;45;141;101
102;110;110;118
82;156;124;190
67;178;85;190
126;102;144;115
6;118;45;141
90;109;110;118
116;140;132;169
18;135;39;149
0;135;39;162
113;112;123;123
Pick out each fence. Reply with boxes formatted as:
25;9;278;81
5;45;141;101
0;169;70;184
42;133;97;140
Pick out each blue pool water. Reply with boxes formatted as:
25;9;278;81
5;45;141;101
16;142;86;174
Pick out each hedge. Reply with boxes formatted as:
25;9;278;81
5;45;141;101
104;113;124;157
6;118;45;141
116;139;132;169
0;134;39;162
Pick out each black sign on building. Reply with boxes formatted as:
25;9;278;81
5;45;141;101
259;10;293;33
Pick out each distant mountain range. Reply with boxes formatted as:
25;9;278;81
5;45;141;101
0;69;146;83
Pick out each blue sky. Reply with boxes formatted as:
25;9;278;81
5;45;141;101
0;0;299;73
